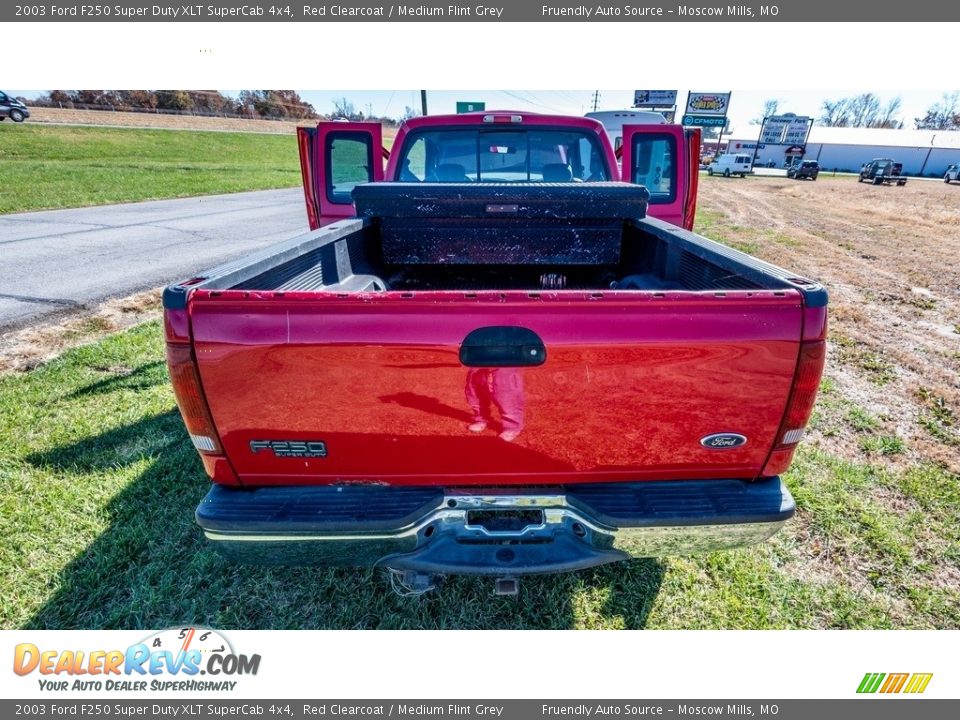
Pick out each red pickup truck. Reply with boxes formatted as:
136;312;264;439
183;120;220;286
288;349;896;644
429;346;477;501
164;111;827;585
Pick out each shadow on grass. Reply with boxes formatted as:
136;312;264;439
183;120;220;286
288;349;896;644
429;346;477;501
67;361;167;400
24;412;665;630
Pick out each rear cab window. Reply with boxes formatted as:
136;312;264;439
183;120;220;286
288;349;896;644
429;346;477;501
326;132;376;204
630;133;676;203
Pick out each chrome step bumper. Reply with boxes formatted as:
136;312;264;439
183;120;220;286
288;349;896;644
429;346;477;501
196;477;794;574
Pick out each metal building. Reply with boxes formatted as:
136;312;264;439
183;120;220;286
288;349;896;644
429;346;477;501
727;127;960;177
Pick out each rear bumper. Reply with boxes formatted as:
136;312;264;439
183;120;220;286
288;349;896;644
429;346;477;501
196;477;794;575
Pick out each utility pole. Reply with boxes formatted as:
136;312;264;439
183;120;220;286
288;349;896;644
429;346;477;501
715;90;732;157
591;90;601;112
420;90;428;116
752;116;768;169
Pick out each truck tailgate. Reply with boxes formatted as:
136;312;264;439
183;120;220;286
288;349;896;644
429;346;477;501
190;290;804;486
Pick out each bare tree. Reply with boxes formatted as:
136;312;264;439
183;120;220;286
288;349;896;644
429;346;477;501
751;98;780;124
879;97;903;129
820;93;902;128
400;105;421;122
331;97;357;120
820;98;851;127
847;93;880;128
915;91;960;130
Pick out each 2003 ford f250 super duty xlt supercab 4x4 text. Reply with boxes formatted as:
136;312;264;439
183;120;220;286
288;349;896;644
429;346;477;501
164;112;827;586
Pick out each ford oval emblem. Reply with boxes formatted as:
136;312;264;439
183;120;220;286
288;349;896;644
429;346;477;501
700;433;748;449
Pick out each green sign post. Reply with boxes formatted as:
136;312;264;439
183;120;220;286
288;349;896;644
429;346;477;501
682;114;727;127
456;101;486;113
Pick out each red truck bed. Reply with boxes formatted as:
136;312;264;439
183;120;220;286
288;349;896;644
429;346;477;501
164;152;826;578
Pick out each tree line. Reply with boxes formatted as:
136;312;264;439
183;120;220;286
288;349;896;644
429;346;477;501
754;92;960;131
32;90;319;120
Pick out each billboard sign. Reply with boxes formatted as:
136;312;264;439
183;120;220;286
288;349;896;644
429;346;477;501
685;92;731;116
634;90;678;107
760;115;812;144
783;118;811;145
682;114;727;127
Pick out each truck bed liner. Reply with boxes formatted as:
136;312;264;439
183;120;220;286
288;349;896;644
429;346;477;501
165;183;824;305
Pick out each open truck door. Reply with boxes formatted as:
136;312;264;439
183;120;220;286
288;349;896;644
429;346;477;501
621;125;700;230
297;121;384;230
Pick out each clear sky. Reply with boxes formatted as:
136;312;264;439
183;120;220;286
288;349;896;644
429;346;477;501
10;88;953;137
294;89;949;138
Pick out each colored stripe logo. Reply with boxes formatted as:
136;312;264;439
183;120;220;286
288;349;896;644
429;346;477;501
857;672;933;694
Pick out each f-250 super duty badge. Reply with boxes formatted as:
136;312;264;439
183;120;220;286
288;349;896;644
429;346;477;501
249;440;328;458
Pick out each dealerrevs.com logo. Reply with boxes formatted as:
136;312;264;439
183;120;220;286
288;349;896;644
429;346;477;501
857;672;933;694
13;627;260;692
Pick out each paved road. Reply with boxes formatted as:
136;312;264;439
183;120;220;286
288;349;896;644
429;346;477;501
0;189;307;332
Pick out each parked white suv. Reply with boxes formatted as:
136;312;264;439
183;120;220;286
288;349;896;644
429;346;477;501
945;163;960;184
707;153;753;178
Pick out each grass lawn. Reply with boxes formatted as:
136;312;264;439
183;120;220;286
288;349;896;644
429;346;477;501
0;124;303;214
1;321;957;630
0;123;401;215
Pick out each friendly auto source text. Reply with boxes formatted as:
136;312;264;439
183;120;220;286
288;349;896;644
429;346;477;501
542;5;775;17
38;4;779;18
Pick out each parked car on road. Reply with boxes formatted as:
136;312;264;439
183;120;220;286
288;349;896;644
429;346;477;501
945;163;960;184
164;111;826;589
788;160;820;181
707;153;753;177
858;158;907;186
0;91;29;122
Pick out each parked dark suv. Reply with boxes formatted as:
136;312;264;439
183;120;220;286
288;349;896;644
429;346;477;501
788;160;820;181
0;91;30;122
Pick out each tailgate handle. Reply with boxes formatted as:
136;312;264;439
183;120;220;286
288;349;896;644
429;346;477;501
459;326;546;367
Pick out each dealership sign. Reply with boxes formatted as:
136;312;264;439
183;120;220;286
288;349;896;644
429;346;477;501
685;92;731;116
760;115;812;145
634;90;677;107
682;115;727;127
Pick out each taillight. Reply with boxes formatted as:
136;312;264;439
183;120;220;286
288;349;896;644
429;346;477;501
762;339;826;476
166;343;222;456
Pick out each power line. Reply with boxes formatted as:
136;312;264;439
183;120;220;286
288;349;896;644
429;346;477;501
382;90;396;117
498;90;565;113
520;91;567;112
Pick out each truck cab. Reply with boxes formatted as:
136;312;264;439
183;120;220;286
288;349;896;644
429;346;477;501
297;111;701;230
